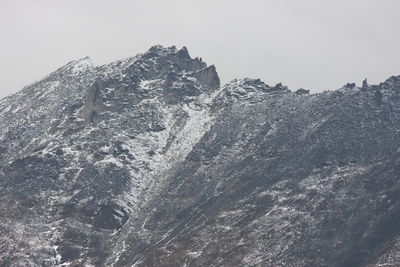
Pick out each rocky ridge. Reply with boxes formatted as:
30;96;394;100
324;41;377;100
0;46;400;267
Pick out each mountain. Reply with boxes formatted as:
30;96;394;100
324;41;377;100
1;45;400;267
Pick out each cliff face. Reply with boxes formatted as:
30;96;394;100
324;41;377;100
1;46;400;267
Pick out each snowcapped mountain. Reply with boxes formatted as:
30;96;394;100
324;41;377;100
1;45;400;266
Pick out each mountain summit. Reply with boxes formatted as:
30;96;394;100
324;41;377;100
1;46;400;267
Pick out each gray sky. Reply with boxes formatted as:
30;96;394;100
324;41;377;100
1;0;400;98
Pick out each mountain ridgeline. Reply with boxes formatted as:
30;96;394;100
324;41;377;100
1;45;400;266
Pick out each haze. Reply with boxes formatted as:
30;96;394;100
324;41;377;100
1;0;400;98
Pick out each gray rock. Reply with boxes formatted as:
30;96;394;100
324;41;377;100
1;45;400;267
192;65;221;89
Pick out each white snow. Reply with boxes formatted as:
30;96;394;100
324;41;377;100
71;57;93;74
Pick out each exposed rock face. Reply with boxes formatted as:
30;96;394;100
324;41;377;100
296;88;310;95
83;78;104;124
192;65;220;89
362;78;369;90
1;45;400;267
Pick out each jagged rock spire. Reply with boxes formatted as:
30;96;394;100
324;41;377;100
362;78;368;90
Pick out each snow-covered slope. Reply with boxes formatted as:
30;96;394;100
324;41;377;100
1;46;400;267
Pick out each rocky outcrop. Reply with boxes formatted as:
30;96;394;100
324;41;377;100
82;78;104;124
346;82;356;89
176;46;207;72
192;65;220;89
176;46;191;60
270;82;289;92
362;78;369;90
296;88;310;95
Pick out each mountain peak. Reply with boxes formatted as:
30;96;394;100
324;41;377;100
3;45;400;267
176;46;190;60
147;44;178;55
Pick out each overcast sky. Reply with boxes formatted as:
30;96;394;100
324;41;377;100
1;0;400;98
